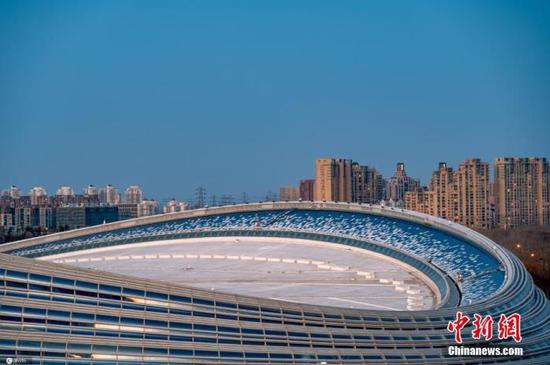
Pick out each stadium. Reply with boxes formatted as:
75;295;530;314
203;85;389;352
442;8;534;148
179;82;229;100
0;201;549;364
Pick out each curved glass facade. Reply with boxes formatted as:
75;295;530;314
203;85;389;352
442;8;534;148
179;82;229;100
0;202;549;364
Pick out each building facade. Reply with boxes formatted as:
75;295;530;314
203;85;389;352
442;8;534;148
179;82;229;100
56;206;86;230
385;163;420;207
1;202;549;364
99;184;121;205
84;206;119;227
279;186;300;201
137;199;158;217
125;185;144;204
118;203;138;220
429;162;455;220
455;159;490;229
314;158;352;202
494;157;550;228
29;186;48;206
163;199;188;213
405;190;437;217
299;179;315;201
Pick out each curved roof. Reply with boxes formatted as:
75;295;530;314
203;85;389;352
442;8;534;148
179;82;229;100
0;201;549;364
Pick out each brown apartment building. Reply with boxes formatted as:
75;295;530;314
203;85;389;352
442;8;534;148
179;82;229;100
406;159;490;229
494;157;550;228
314;158;353;202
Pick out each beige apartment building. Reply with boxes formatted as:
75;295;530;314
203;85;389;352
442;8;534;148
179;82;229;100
314;158;353;202
405;190;437;216
385;163;420;207
494;157;550;228
454;159;490;229
405;159;490;229
279;186;301;201
429;162;455;220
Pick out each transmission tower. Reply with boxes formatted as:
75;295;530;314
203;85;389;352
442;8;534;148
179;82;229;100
195;186;207;208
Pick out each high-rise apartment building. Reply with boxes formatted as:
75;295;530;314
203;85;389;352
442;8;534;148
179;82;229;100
56;186;74;197
55;186;75;205
29;187;48;206
163;199;188;213
314;158;353;202
405;190;437;216
404;160;491;229
351;163;368;203
125;185;144;204
30;207;55;230
83;185;98;197
99;185;121;205
455;159;490;229
137;199;157;217
363;166;384;204
279;186;300;201
494;157;550;228
299;179;315;201
429;162;456;220
1;185;21;199
385;163;420;206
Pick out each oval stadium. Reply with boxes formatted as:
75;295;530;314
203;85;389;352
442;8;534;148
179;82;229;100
0;201;549;364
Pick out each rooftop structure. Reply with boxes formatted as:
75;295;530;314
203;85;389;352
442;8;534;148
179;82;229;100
0;201;548;364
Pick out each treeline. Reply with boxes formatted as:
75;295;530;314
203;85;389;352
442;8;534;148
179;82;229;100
478;226;550;299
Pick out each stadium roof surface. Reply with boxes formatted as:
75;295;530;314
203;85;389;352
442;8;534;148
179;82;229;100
0;201;549;364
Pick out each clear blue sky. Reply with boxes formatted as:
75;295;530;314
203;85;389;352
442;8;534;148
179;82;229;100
1;0;549;200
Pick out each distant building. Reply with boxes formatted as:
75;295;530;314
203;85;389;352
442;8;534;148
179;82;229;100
55;186;75;205
29;187;48;206
385;163;420;207
99;185;121;205
351;164;385;204
85;206;119;227
56;186;74;196
138;199;157;217
429;162;455;220
403;160;490;229
279;186;300;201
56;206;86;230
118;203;138;220
299;179;315;201
364;166;385;204
30;207;55;230
83;185;98;197
314;158;353;202
351;163;368;203
2;185;21;199
125;185;144;204
15;207;32;230
405;190;437;216
494;157;549;228
163;199;188;213
0;207;15;228
455;159;490;229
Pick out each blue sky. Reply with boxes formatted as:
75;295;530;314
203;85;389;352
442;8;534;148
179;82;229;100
1;0;549;200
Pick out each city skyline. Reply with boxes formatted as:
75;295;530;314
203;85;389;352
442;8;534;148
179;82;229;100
2;1;550;198
3;155;548;202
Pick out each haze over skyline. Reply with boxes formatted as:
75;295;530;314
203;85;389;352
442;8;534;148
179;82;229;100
2;1;549;199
